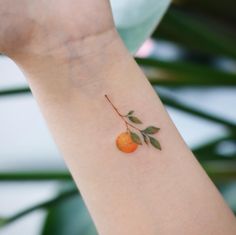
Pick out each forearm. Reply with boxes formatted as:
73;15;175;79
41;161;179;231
15;30;236;235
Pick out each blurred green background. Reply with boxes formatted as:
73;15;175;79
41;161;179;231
0;0;235;234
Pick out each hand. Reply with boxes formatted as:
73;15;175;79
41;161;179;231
0;0;115;60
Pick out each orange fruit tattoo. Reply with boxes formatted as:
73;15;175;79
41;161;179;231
116;132;138;153
105;94;162;154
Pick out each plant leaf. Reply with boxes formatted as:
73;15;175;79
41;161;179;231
142;134;149;145
143;126;160;134
149;136;161;150
153;9;236;60
130;132;142;145
128;116;142;124
127;110;134;116
0;218;6;228
42;185;97;235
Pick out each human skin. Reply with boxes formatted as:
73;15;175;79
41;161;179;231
1;0;236;234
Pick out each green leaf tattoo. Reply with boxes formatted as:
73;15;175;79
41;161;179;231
104;94;162;153
149;136;162;150
127;110;134;116
143;126;160;134
130;132;142;145
142;133;149;145
128;116;142;124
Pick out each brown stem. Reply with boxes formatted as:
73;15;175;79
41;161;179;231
104;94;142;133
126;121;142;132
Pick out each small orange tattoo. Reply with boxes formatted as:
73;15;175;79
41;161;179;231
105;94;161;153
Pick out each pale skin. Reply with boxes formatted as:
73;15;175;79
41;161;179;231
1;0;236;234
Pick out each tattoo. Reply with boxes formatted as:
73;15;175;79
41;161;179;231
104;94;161;153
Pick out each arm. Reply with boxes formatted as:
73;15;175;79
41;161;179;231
1;1;236;234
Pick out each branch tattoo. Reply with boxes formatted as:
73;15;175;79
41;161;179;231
105;94;161;153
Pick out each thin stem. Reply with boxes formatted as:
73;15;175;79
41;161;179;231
0;87;31;97
0;171;72;181
104;94;124;118
159;93;236;131
126;122;142;132
2;189;79;228
104;94;142;133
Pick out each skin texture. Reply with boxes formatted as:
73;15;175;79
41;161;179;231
0;0;114;60
0;1;236;235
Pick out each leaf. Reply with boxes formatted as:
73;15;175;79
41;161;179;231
0;218;6;228
149;136;161;150
130;132;142;145
127;110;134;116
128;116;142;124
143;126;160;134
42;184;97;235
142;134;149;145
111;0;171;53
153;9;236;60
136;58;236;86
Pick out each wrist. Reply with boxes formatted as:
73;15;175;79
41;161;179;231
15;27;130;89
